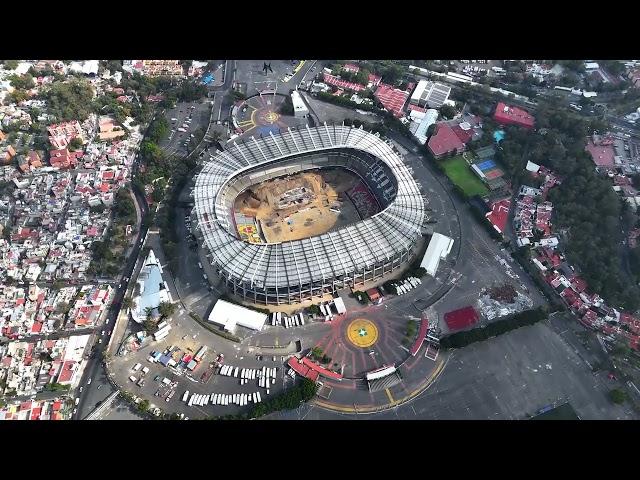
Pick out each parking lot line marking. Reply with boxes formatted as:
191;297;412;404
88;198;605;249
385;388;394;403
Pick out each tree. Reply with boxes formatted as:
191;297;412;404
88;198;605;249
609;388;627;405
137;399;150;412
157;301;176;319
3;60;19;70
122;297;133;309
143;319;156;333
9;73;35;90
44;78;95;122
144;307;154;321
68;137;84;152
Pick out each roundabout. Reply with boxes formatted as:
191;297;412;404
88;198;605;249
232;93;306;137
346;318;379;348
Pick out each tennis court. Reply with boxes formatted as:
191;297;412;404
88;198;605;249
441;155;489;197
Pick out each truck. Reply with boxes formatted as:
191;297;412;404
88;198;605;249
129;376;137;382
132;363;142;371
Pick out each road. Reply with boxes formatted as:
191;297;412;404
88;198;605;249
74;62;237;420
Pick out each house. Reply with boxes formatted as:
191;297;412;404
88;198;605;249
493;102;535;129
98;117;126;141
427;123;465;158
47;121;84;149
49;149;81;169
0;144;16;165
17;151;43;173
373;84;410;118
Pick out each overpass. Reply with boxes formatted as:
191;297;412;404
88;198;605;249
84;390;120;420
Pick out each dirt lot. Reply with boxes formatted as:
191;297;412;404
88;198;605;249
234;169;363;243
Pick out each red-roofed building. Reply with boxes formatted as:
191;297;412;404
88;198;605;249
486;198;510;234
49;148;79;169
427;123;466;158
57;361;76;384
323;73;365;92
444;306;479;331
585;139;615;167
493;102;535;129
47;121;84;149
570;276;588;293
343;63;360;73
580;309;598;329
374;84;409;118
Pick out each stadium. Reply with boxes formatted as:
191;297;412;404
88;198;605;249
192;124;428;305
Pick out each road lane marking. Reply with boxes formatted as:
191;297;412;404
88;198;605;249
385;388;394;403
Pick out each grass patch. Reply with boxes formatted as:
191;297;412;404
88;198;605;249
441;155;489;197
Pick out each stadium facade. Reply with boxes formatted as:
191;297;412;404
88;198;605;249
193;124;428;305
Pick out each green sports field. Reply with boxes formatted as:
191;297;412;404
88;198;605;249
441;155;489;197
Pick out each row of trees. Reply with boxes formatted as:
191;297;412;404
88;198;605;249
89;188;137;277
440;308;548;349
246;378;317;419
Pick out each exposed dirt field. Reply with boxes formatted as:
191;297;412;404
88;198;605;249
234;169;363;243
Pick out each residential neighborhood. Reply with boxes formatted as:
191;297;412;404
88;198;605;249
2;57;640;422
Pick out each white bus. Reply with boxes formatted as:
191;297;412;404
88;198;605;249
234;367;239;377
182;390;190;402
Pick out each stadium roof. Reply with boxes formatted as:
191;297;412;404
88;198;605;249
193;125;426;297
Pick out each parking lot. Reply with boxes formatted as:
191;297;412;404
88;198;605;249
159;100;211;158
110;328;288;419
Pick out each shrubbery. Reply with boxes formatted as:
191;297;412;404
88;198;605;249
440;307;547;349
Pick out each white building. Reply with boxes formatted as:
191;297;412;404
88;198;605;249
410;109;439;145
410;80;451;109
420;233;454;277
207;299;267;332
291;90;309;119
130;249;172;324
